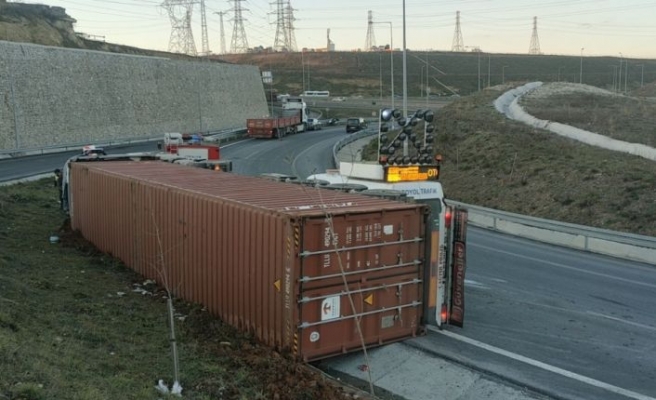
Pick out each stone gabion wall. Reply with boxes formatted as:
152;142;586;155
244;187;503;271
0;41;268;151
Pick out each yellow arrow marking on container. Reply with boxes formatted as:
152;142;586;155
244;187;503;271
364;294;374;305
274;280;281;292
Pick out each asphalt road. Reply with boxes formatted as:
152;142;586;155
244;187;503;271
415;227;656;400
2;129;655;400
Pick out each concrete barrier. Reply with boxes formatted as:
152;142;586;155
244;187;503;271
332;134;656;266
451;201;656;265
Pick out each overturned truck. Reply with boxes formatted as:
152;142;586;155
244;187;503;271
63;155;467;361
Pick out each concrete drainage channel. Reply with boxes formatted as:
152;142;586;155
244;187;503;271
332;131;656;266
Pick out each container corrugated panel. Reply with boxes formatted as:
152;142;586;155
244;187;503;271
70;161;427;361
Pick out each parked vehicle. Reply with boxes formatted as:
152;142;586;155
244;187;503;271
345;117;368;133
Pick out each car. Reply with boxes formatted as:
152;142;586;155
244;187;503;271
345;117;367;133
306;118;323;131
81;145;106;157
327;118;340;126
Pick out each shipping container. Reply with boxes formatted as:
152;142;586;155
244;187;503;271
69;161;428;361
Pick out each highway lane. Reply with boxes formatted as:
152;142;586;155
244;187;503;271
224;127;343;179
2;129;655;400
0;141;159;182
417;227;656;400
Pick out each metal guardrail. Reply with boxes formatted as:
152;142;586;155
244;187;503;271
0;127;247;159
332;133;656;265
332;129;377;168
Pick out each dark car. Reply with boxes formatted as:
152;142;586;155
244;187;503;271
345;117;367;133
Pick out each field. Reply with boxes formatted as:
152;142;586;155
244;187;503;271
218;51;656;99
361;83;656;237
0;181;371;400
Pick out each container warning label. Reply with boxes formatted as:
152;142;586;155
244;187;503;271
321;296;341;321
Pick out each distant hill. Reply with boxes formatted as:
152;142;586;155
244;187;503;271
216;51;656;98
0;1;197;60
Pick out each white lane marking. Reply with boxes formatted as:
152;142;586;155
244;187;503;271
471;242;656;290
291;135;341;178
464;279;488;289
586;311;656;333
221;138;253;148
429;327;656;400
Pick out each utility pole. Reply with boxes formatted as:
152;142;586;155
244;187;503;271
618;54;623;93
162;0;197;56
625;60;628;93
200;0;209;55
528;16;541;55
579;47;584;84
365;10;376;51
285;1;297;51
272;0;297;51
229;0;249;53
451;11;464;52
214;11;227;54
487;54;491;88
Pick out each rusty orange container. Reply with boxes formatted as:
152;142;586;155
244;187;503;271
69;161;427;361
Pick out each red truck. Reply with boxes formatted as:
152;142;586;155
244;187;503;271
247;96;308;139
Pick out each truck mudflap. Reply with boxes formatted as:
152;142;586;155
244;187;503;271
448;206;468;327
437;204;468;328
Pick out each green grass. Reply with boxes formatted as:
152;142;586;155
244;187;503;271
0;181;358;400
218;51;656;98
521;91;656;147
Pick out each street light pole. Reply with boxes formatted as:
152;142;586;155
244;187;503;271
579;47;584;84
618;54;623;93
301;50;305;94
477;51;481;91
558;66;564;82
402;0;408;118
487;54;491;88
379;51;383;101
502;65;508;84
625;60;628;93
638;64;644;87
375;21;394;110
611;65;617;92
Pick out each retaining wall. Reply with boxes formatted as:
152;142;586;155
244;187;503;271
0;40;268;152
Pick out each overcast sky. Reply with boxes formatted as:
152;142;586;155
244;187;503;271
20;0;656;59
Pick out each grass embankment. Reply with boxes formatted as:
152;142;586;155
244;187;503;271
0;182;360;400
363;84;656;236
